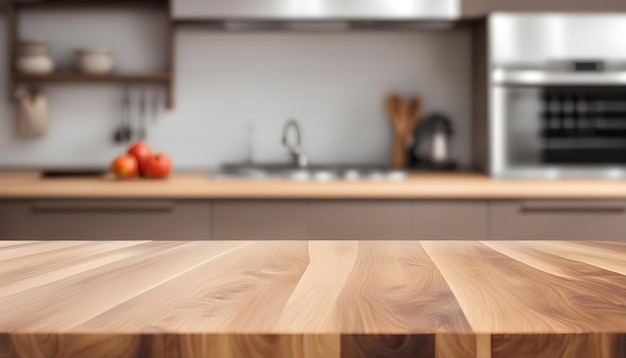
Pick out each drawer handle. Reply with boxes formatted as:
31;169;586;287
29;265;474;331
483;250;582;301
30;201;174;213
520;202;625;213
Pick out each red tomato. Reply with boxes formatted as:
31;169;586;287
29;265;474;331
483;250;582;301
110;154;138;179
144;153;172;179
127;141;152;176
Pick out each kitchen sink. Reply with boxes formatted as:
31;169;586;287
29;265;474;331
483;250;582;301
212;164;409;181
212;119;408;181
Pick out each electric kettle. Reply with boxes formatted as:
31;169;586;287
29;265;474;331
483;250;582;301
409;113;456;169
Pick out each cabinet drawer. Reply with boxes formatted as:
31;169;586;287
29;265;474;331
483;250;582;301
213;201;307;239
413;201;488;240
490;200;626;241
308;201;412;239
0;200;211;240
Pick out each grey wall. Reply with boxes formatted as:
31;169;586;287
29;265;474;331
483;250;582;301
0;11;472;170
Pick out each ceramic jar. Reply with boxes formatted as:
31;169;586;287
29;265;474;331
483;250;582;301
75;49;114;74
15;41;55;74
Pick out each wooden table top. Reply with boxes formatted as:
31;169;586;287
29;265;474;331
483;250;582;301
0;240;625;358
2;171;626;199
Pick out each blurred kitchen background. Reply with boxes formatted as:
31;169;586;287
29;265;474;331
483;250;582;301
5;1;626;179
0;4;471;169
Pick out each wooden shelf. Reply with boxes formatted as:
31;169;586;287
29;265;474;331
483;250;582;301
6;0;176;109
15;73;171;83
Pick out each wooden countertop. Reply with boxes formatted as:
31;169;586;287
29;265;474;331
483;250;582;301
1;171;626;199
0;240;624;357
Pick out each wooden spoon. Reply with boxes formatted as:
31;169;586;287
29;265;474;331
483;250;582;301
386;94;409;168
406;96;422;144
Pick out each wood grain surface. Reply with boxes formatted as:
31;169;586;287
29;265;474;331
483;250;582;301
0;240;624;358
2;171;626;199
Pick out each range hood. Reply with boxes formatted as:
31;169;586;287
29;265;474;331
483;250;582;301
173;0;460;22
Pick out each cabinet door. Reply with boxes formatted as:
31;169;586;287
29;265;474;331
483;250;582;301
308;201;413;240
462;0;489;17
486;0;584;11
490;200;626;241
213;201;307;239
581;0;626;11
0;200;211;240
413;201;488;240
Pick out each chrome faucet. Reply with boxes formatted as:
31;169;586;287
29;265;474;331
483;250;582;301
282;119;308;168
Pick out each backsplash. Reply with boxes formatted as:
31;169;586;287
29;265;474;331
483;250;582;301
0;12;471;170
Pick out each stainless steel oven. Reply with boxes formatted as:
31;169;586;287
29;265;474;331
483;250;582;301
483;13;626;179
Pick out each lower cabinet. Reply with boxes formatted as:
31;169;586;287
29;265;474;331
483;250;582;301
1;199;624;241
213;200;488;240
213;200;307;239
308;201;413;239
0;200;212;240
413;201;488;240
213;200;414;240
490;200;626;241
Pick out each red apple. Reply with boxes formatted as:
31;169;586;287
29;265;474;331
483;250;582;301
144;153;172;179
127;141;152;176
110;154;138;179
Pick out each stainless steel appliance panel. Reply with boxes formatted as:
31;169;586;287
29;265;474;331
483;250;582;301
173;0;459;20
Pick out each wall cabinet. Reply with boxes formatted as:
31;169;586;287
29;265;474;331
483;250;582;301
485;0;584;12
0;200;211;240
462;0;626;17
580;0;626;11
462;0;489;17
490;200;626;241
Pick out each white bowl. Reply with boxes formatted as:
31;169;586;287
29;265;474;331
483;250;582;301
75;49;114;74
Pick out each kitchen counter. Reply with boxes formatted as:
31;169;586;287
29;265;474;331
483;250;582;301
0;240;624;357
1;171;626;199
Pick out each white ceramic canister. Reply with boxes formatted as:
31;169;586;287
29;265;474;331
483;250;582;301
15;40;55;74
